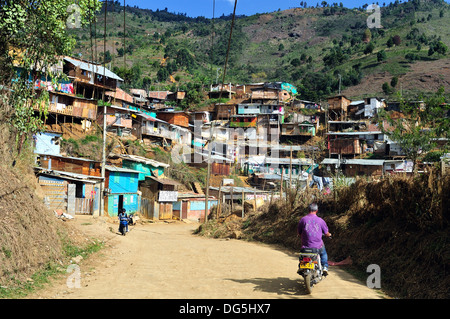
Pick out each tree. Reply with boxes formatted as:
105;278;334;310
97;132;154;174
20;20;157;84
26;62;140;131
386;37;394;48
391;76;398;88
363;28;372;43
0;0;101;162
378;94;446;173
392;35;402;46
377;50;387;62
382;82;391;95
157;67;170;82
406;52;421;62
291;58;301;67
428;41;448;56
323;48;346;67
175;48;195;70
103;50;112;64
364;42;375;55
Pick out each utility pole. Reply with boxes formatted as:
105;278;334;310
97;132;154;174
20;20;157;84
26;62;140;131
338;74;342;95
204;122;214;223
289;145;293;190
99;0;107;216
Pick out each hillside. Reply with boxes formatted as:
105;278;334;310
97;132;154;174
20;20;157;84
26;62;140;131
69;0;450;103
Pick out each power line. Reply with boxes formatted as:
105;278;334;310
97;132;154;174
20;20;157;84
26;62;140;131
218;0;238;101
210;0;215;86
205;0;238;223
123;0;126;68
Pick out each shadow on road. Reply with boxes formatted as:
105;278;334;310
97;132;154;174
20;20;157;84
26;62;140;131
226;277;309;296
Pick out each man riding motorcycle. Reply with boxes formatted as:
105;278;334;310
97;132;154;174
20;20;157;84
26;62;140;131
297;203;332;275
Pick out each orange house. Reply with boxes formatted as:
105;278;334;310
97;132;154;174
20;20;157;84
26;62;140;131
155;111;190;128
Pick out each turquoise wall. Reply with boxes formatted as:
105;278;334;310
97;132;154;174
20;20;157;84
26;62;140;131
122;160;165;181
107;194;140;216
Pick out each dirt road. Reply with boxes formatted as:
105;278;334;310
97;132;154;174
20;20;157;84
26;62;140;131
28;216;386;299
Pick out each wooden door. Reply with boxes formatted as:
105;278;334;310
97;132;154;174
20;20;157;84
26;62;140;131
181;200;188;220
159;202;173;220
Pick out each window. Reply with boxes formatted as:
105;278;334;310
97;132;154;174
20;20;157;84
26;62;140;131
113;172;120;183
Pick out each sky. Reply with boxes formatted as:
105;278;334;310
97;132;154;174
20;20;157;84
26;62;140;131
120;0;449;18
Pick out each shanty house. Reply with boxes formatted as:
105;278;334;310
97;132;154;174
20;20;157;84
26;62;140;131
327;131;385;158
281;122;316;137
34;132;61;156
104;165;141;216
118;154;170;180
35;167;103;216
173;193;218;222
321;158;385;177
230;115;257;128
140;115;191;146
63;56;123;97
97;104;139;137
37;154;101;177
139;176;181;220
214;103;237;120
155;111;190;128
327;95;352;121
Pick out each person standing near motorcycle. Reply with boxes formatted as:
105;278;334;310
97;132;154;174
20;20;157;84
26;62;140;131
297;203;332;275
118;208;129;233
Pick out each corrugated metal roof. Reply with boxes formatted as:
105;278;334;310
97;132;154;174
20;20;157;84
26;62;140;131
64;57;123;82
105;165;141;174
105;87;133;103
120;154;170;168
321;159;385;166
265;158;313;165
326;131;383;135
36;153;100;163
209;186;267;193
34;167;104;183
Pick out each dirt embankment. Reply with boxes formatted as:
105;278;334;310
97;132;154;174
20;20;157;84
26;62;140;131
202;173;450;299
0;166;89;289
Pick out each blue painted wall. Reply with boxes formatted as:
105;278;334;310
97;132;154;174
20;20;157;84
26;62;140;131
108;171;139;194
34;132;61;155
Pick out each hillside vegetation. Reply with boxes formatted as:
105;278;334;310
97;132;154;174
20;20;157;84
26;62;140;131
70;0;450;103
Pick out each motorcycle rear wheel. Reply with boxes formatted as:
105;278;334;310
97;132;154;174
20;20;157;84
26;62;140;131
304;274;313;294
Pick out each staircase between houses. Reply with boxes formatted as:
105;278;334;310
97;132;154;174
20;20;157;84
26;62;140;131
193;182;204;195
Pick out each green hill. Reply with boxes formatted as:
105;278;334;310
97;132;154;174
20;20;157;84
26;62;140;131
69;0;450;104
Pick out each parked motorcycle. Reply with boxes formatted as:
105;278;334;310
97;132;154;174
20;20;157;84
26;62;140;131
297;248;327;294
